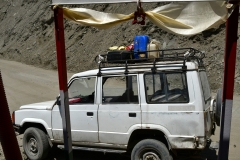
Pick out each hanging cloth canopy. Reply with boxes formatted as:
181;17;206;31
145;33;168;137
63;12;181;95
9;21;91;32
60;1;230;36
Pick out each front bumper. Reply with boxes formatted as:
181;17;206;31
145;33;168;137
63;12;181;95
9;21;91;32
13;124;21;134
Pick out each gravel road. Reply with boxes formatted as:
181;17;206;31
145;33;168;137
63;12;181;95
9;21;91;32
0;59;239;160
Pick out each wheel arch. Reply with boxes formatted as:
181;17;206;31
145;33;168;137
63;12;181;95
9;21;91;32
21;122;48;135
127;129;172;151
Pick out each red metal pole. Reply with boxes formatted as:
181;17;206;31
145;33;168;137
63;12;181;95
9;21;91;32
0;71;22;160
53;6;73;160
218;4;239;160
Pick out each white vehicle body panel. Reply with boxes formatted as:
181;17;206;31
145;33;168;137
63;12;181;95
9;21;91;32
52;76;99;142
52;104;99;142
139;71;207;149
15;110;53;139
98;104;141;144
98;75;142;145
192;71;214;138
20;100;55;110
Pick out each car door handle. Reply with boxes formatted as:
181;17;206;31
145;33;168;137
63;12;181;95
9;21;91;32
129;113;136;117
87;112;94;116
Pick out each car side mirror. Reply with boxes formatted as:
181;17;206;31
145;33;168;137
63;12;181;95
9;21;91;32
56;96;61;105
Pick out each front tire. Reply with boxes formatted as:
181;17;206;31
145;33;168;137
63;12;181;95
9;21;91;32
23;127;50;160
131;139;172;160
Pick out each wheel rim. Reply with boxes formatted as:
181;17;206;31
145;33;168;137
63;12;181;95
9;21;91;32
143;152;160;160
139;148;161;160
27;137;38;156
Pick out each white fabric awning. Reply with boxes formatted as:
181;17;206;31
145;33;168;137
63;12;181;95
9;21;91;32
61;1;229;36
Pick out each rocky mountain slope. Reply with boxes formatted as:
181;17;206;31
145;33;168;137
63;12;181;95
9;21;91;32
0;0;240;93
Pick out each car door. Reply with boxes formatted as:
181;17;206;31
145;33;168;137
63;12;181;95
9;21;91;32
98;74;141;145
141;72;203;136
52;76;99;143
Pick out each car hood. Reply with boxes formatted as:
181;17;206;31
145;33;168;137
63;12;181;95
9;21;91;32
20;100;56;110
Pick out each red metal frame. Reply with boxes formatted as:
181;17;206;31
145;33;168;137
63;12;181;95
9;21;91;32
0;71;22;160
54;7;68;91
218;5;239;160
54;6;73;160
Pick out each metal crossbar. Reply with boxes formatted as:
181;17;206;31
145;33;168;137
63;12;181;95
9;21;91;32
96;47;204;64
52;0;219;5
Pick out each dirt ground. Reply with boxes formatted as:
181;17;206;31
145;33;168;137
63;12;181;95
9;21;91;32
0;59;239;160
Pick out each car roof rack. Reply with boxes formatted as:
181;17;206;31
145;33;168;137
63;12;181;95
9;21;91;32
95;48;205;76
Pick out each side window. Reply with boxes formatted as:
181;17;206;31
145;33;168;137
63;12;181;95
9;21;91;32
166;74;184;90
145;74;165;102
199;71;211;103
102;75;139;104
68;77;96;104
145;72;189;103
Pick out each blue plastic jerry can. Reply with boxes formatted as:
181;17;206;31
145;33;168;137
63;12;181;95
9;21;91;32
134;35;150;59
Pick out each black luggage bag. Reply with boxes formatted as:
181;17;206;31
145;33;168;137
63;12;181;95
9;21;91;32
107;51;133;62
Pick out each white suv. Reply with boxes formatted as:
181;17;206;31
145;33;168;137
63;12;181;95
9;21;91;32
12;48;219;160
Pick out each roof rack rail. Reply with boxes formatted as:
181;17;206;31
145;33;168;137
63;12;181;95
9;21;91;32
94;48;205;75
95;48;204;64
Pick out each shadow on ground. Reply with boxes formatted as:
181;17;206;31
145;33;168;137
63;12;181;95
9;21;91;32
47;148;130;160
45;147;218;160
